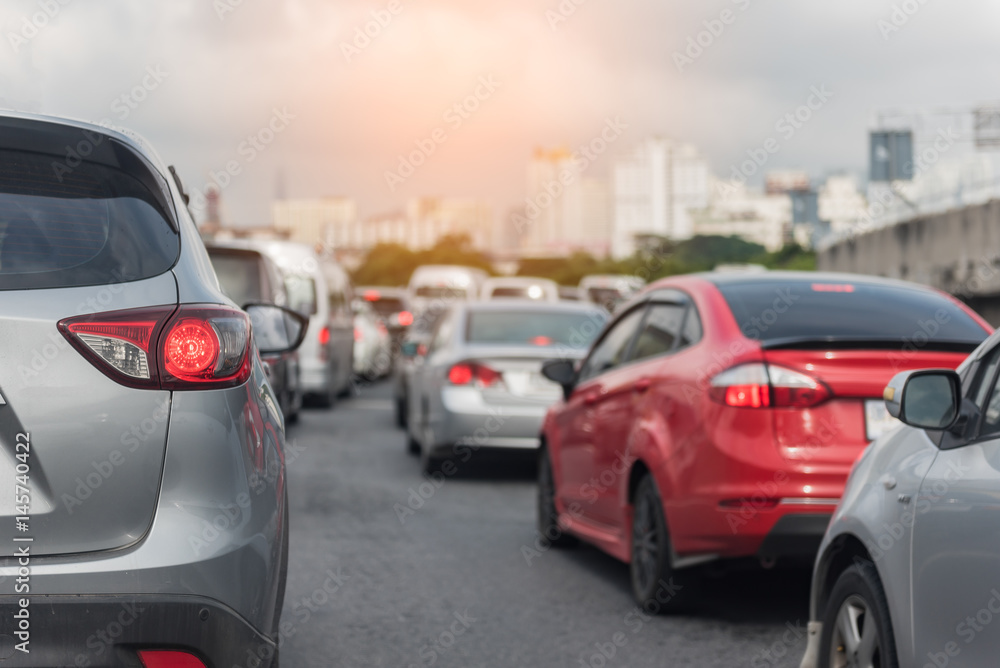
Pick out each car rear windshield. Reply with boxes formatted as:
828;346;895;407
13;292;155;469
717;279;988;348
466;310;606;348
0;146;178;290
369;297;405;316
209;252;263;307
415;286;468;299
490;287;536;299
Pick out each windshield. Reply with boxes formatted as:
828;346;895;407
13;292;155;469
465;310;606;348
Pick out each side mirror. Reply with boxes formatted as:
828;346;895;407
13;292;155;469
542;359;577;400
245;303;309;355
884;369;961;430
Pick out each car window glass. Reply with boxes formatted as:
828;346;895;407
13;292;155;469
680;306;703;347
972;346;1000;437
577;306;646;383
630;304;686;362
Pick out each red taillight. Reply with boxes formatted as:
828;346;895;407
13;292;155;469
137;650;207;668
354;326;363;342
448;362;503;388
363;290;380;301
318;326;331;345
397;310;414;327
59;305;252;390
709;363;830;408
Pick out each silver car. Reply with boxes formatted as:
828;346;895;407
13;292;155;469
0;112;305;667
801;330;1000;668
404;301;606;472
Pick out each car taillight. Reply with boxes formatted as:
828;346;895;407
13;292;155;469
318;326;331;345
354;326;363;342
137;650;207;668
709;363;830;408
397;310;414;327
448;362;504;389
59;305;252;391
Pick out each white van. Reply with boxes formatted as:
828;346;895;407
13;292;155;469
407;265;488;317
240;239;354;406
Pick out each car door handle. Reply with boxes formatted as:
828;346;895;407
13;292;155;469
634;378;651;393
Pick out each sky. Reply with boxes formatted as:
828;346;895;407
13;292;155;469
1;0;998;226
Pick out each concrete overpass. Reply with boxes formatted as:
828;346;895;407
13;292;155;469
817;199;1000;325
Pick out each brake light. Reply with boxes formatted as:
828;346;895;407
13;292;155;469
363;290;380;301
318;326;331;345
354;326;363;342
709;363;830;408
448;362;504;388
59;305;252;391
397;310;414;327
137;650;207;668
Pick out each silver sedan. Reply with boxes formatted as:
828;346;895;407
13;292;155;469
404;301;606;472
801;328;1000;668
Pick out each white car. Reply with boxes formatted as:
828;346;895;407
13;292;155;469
353;300;392;380
408;265;488;317
480;276;560;302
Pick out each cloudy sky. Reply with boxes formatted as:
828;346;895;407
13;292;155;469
1;0;997;226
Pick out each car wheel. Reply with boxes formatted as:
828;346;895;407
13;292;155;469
629;475;698;613
537;448;575;547
820;560;898;668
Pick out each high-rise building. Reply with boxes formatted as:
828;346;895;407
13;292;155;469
611;138;709;258
691;179;791;252
272;197;357;248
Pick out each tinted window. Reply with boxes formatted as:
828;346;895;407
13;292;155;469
210;253;263;307
369;297;405;316
0;148;178;290
631;304;686;362
587;287;626;311
681;306;703;347
578;306;645;382
717;279;988;348
465;310;605;348
416;286;468;299
489;287;535;299
970;346;1000;438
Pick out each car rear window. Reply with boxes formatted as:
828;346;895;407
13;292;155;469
717;279;988;348
0;147;178;290
466;310;606;348
209;252;263;307
490;287;535;299
369;297;405;316
415;286;468;299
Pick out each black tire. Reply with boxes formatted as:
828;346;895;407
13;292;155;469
819;560;898;668
629;475;699;613
537;448;575;547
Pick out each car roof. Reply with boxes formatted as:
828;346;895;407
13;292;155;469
691;269;944;293
459;300;606;315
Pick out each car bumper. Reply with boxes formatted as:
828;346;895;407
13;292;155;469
299;358;330;394
757;513;833;561
0;593;274;667
428;387;552;453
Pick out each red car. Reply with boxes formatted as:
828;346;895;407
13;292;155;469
538;271;992;609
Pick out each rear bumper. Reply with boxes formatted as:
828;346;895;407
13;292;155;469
430;387;550;453
757;513;833;560
0;594;274;667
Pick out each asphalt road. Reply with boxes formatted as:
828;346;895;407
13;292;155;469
278;380;811;668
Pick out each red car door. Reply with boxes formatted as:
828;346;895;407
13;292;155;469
589;298;690;526
556;305;648;515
